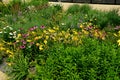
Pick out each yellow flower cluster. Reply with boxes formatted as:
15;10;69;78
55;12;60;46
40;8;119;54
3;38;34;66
80;22;106;40
0;40;14;58
15;27;83;51
115;31;120;46
13;25;107;51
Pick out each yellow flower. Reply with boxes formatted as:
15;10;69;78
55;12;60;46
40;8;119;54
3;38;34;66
53;27;59;30
34;36;42;40
48;29;55;33
36;43;40;46
7;62;12;66
43;30;47;33
62;31;65;34
80;24;83;28
101;36;105;40
0;47;6;51
17;34;21;38
44;40;47;44
39;45;43;50
0;43;3;47
9;54;14;58
58;32;62;36
16;40;19;42
32;31;36;35
82;30;89;34
65;33;70;39
45;36;49;39
7;42;12;45
117;40;120;46
6;50;13;54
113;33;117;37
27;40;32;42
72;36;78;41
73;30;78;35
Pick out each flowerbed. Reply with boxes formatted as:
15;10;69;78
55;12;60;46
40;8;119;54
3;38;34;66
0;0;120;80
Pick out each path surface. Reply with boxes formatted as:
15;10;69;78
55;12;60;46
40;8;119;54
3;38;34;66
49;2;120;14
0;60;8;80
0;71;8;80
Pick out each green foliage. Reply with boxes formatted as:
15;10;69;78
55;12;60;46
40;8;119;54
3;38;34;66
9;52;29;80
106;9;120;26
32;38;120;80
67;4;81;14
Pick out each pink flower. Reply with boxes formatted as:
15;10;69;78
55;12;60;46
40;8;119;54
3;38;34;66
22;34;29;38
114;26;120;30
30;42;34;45
20;45;26;49
29;27;34;31
40;25;45;29
29;26;38;31
22;41;26;44
33;26;38;29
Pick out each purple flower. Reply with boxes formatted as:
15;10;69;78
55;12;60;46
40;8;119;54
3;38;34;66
20;45;26;49
22;41;26;44
22;34;29;38
88;26;93;29
40;25;45;29
114;26;120;30
30;42;34;45
29;27;34;31
33;26;38;29
29;26;38;31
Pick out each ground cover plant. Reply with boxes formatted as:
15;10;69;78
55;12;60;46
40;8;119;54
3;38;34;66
0;0;120;80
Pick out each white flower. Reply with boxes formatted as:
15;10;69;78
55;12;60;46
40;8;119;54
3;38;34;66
61;23;65;25
13;36;16;38
9;27;13;30
13;31;16;34
3;27;6;29
6;26;9;28
9;32;13;35
9;37;12;38
0;31;2;34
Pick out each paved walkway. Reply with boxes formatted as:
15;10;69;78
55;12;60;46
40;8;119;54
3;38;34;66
0;59;8;80
49;2;120;14
0;71;8;80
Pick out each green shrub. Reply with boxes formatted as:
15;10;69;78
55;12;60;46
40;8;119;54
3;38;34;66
106;9;120;27
32;38;120;80
8;52;29;80
67;4;81;14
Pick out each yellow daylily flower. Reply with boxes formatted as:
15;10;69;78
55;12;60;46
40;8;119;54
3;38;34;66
7;62;12;66
44;40;47;44
36;43;40;46
27;40;32;42
117;39;120;46
39;45;43;50
72;36;78;41
0;47;6;51
45;36;49;39
48;29;55;33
